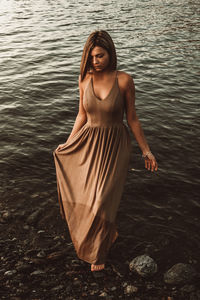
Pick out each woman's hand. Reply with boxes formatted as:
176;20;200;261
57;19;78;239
56;143;67;151
143;151;158;172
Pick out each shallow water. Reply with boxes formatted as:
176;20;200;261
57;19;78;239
0;0;200;244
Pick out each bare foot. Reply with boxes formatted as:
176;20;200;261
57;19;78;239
91;264;105;271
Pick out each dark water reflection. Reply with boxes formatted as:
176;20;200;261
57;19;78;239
0;0;200;254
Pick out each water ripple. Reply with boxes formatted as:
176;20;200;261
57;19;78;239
0;0;200;237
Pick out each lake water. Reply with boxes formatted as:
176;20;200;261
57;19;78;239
0;0;200;249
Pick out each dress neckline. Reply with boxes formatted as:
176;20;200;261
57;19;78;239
91;72;117;102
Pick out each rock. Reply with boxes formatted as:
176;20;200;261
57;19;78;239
122;282;128;287
15;262;32;272
47;249;68;260
180;284;196;293
164;263;197;285
51;285;64;291
4;270;17;276
2;211;12;220
90;282;98;287
99;291;108;297
26;208;43;225
15;210;26;219
37;230;45;234
92;271;104;279
37;250;46;258
129;255;158;277
124;285;138;295
53;235;61;241
73;278;81;286
30;270;46;276
90;290;97;296
23;225;30;230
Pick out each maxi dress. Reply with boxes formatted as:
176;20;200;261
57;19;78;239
53;74;131;264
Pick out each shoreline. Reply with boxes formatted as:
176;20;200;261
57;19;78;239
0;192;199;299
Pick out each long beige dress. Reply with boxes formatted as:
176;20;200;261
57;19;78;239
53;73;131;264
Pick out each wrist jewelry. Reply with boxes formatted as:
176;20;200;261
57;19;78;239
142;151;152;159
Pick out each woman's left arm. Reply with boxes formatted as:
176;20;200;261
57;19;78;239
124;74;158;172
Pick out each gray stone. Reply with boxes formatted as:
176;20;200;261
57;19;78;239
164;263;197;285
124;285;138;295
129;255;158;277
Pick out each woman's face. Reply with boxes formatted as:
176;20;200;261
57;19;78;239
90;46;110;72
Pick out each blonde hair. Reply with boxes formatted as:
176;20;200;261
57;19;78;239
80;30;117;81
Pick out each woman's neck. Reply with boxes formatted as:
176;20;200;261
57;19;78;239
92;69;116;80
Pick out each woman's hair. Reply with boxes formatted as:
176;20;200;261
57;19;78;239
80;30;117;81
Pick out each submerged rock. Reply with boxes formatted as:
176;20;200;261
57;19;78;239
164;263;197;285
129;255;158;277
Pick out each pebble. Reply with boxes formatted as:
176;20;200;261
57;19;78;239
180;284;196;293
37;230;45;234
164;263;197;285
16;263;31;272
90;290;97;296
129;255;158;277
37;250;46;258
26;208;43;225
73;279;81;287
92;271;104;279
53;235;61;241
124;285;138;295
23;225;30;230
99;291;108;297
90;282;99;287
15;210;26;218
4;270;17;276
30;270;46;276
2;211;12;220
51;285;64;291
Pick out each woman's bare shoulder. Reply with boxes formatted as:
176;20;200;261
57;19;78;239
117;71;134;90
79;73;91;91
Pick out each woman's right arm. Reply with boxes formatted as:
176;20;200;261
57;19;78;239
56;75;87;150
65;75;87;142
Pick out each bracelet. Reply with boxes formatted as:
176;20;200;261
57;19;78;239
142;151;152;159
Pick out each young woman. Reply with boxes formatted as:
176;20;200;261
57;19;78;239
53;30;158;272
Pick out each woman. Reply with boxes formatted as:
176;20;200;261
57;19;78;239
53;30;158;272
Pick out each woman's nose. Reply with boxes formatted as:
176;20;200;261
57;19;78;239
93;56;98;64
